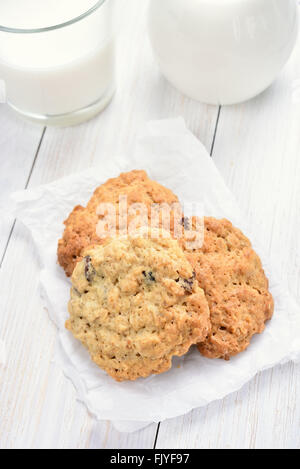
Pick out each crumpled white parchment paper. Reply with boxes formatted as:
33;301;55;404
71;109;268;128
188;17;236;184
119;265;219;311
11;118;300;433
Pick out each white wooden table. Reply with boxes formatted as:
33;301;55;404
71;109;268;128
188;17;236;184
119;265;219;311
0;1;300;449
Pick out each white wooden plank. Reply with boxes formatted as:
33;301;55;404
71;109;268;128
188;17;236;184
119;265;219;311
156;30;300;449
0;0;219;448
0;107;44;261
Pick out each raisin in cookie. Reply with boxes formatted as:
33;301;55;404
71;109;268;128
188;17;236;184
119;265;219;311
66;230;210;381
58;170;180;277
181;217;274;359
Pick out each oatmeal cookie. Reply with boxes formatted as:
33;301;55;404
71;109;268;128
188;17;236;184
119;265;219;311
181;217;274;359
58;170;180;277
66;230;210;381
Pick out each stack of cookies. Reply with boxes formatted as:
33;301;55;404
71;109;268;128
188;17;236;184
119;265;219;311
58;171;274;382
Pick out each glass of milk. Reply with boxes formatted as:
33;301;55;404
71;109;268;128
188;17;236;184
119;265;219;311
0;0;116;126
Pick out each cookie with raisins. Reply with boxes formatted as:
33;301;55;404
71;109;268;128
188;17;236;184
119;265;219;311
181;217;274;360
66;229;210;381
58;170;181;277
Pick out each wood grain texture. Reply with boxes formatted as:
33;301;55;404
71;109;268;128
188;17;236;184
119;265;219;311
0;107;44;262
0;0;218;449
156;29;300;451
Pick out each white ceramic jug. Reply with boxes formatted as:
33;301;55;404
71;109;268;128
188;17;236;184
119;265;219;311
148;0;299;105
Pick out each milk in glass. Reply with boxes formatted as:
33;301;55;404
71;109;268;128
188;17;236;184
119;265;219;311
0;0;115;125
